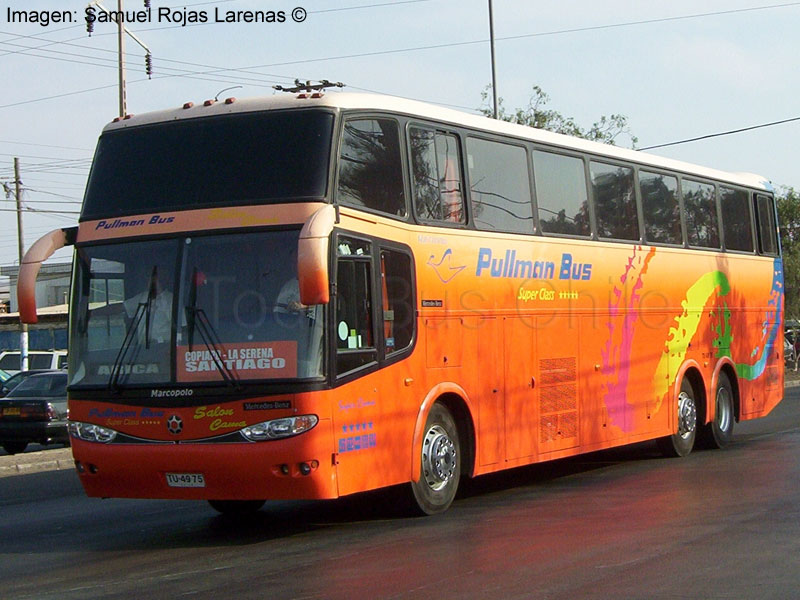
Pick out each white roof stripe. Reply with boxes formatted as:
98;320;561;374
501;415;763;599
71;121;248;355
105;92;770;191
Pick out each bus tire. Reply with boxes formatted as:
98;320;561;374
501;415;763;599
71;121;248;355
410;403;460;515
208;499;266;515
698;372;735;449
657;378;697;458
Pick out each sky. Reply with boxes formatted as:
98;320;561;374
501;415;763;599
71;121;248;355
1;0;799;273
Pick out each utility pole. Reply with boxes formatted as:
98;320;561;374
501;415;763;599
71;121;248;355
87;0;153;117
488;0;499;119
14;157;28;371
117;0;127;117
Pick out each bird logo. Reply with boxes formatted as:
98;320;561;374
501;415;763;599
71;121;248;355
427;249;466;284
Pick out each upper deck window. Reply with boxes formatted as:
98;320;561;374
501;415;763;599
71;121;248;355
640;171;682;245
337;118;406;217
755;194;778;256
467;137;533;234
590;161;639;241
533;150;591;237
409;127;466;224
720;186;754;252
683;179;720;249
82;110;334;220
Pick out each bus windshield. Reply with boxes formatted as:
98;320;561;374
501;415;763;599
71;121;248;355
82;110;334;220
69;230;324;388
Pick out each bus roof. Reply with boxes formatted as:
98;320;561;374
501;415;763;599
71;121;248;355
105;91;772;192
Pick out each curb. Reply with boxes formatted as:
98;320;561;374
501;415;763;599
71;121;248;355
0;447;74;479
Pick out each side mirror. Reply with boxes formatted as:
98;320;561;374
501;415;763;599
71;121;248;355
297;205;336;306
18;227;77;324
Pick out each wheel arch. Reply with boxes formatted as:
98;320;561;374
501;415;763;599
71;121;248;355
411;383;477;482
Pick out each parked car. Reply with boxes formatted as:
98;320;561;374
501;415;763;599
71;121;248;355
0;350;68;375
0;369;9;383
0;369;56;397
0;371;69;455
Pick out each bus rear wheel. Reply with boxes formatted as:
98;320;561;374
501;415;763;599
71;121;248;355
657;378;697;458
410;403;460;515
698;372;735;449
208;499;266;515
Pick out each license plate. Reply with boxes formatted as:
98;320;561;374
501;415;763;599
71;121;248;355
166;473;205;488
2;407;20;416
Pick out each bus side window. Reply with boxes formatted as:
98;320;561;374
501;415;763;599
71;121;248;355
337;118;406;217
720;186;754;252
409;127;466;224
640;170;682;245
533;150;591;237
466;137;533;234
755;194;779;256
590;160;639;241
380;249;414;356
336;238;377;375
683;179;720;249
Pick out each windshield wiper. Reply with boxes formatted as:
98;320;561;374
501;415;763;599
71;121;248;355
107;266;158;391
108;301;145;391
185;268;240;388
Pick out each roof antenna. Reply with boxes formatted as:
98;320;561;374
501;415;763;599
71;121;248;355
273;79;345;94
215;86;242;102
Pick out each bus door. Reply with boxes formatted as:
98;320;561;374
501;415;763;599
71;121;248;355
503;317;537;461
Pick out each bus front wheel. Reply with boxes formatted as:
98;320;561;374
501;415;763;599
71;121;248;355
657;378;697;458
410;403;461;515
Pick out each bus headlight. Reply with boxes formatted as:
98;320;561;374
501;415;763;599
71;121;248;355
69;421;118;443
241;415;318;441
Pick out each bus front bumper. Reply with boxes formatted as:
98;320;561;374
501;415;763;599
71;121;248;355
69;425;337;501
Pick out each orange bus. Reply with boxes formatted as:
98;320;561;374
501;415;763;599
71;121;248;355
19;90;784;515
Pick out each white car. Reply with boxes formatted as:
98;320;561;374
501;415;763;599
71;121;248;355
0;350;68;375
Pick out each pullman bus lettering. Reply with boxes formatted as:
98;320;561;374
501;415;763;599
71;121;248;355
476;248;592;281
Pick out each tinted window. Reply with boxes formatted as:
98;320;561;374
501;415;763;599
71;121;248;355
410;128;465;223
336;237;377;375
640;171;681;245
83;110;334;219
683;180;720;248
337;118;406;217
720;187;754;252
466;138;533;233
380;249;414;355
591;161;639;240
756;194;778;255
533;150;590;237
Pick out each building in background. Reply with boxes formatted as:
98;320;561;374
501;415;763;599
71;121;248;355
0;263;70;352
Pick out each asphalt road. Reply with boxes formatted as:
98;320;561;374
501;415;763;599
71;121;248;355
1;387;799;600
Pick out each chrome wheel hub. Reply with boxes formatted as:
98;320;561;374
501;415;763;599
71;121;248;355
422;425;456;490
677;391;697;439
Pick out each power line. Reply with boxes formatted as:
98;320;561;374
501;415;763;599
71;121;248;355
640;116;800;150
0;207;80;215
0;140;93;152
196;2;800;71
310;0;432;14
4;2;798;111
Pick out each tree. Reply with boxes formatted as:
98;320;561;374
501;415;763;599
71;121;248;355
479;85;638;148
778;187;800;322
